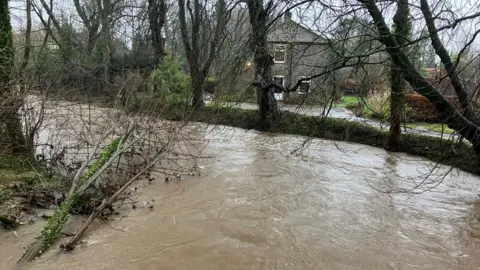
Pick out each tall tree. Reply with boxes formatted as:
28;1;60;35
246;0;279;130
0;0;27;155
386;0;411;150
178;0;227;109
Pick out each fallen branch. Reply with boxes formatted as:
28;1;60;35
64;144;168;250
18;136;127;263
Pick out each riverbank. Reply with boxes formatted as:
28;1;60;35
126;99;478;176
0;156;67;229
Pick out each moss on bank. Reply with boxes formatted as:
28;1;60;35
126;98;478;176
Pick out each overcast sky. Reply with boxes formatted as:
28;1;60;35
8;0;480;53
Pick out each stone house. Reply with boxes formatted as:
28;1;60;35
218;11;335;102
266;12;334;101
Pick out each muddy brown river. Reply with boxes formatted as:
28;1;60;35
2;99;480;269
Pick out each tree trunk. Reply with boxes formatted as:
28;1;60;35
148;0;166;66
247;0;279;130
0;0;28;156
148;0;166;94
387;64;404;150
98;0;111;95
4;109;27;154
386;0;410;151
191;70;205;109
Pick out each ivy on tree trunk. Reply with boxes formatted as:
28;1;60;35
0;0;28;155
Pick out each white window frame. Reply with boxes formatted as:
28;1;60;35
273;44;287;64
297;76;311;94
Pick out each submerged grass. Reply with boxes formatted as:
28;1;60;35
127;98;478;176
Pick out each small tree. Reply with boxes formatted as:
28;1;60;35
151;53;191;104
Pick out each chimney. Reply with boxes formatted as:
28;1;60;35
284;11;292;22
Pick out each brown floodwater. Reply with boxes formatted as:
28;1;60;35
2;100;480;270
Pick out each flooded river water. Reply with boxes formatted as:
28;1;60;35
1;100;480;269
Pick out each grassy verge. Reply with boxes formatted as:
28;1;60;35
405;122;455;135
335;96;456;135
127;97;478;176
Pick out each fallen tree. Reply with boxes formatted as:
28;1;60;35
18;129;138;262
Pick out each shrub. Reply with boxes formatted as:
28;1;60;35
150;54;191;104
405;93;466;122
405;93;440;122
364;91;390;120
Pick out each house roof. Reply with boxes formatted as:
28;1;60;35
267;18;323;44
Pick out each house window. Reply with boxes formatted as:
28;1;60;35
274;44;286;63
298;77;311;94
273;75;284;100
273;76;284;94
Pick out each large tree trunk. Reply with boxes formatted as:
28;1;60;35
247;0;279;130
0;0;28;156
359;0;480;163
386;0;410;151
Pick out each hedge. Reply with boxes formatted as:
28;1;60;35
405;93;462;122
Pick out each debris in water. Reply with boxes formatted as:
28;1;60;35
148;205;153;209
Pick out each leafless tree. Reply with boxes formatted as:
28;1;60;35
177;0;228;109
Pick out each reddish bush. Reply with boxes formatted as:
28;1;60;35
405;93;464;122
405;94;440;122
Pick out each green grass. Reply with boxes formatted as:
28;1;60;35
126;97;479;176
335;96;456;135
334;96;361;108
406;123;455;135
